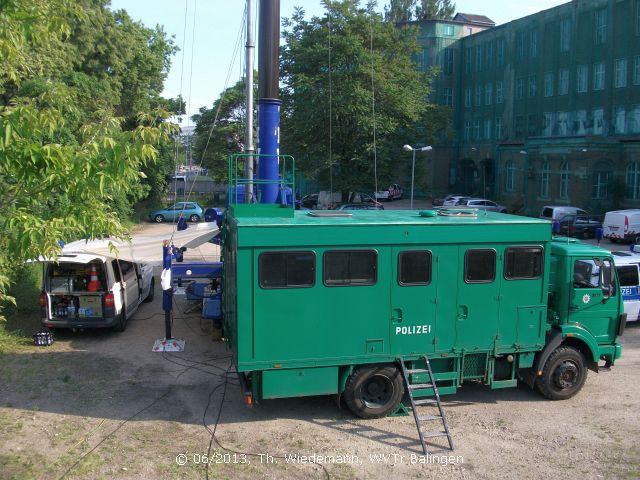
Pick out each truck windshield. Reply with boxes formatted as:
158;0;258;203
573;258;615;294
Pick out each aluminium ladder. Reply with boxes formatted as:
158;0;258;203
398;356;454;454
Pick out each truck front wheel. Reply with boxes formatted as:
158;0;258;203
343;365;404;419
536;346;587;400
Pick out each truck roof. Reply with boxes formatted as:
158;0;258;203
549;237;613;257
228;207;553;248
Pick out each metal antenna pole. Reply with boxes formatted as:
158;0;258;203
245;0;255;203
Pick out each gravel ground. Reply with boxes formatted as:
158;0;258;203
1;220;638;480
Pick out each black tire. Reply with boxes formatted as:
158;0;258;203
610;238;619;244
143;278;155;303
536;346;587;400
582;229;590;239
154;214;164;223
634;234;640;245
113;306;127;332
189;214;200;222
343;365;404;419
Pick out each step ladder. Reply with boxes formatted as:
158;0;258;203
398;356;454;454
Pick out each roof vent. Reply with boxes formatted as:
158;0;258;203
437;209;478;218
307;211;352;217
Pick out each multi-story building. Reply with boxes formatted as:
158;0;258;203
414;0;640;215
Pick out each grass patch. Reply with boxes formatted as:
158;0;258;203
1;263;42;353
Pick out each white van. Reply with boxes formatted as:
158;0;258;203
611;250;640;322
603;209;640;243
540;205;587;222
40;254;154;331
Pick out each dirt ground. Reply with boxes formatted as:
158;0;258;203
1;221;639;480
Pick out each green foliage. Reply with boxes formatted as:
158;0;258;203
0;0;179;321
384;0;456;22
281;0;442;193
384;0;416;22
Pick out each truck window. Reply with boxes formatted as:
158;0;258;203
259;251;315;289
617;265;639;287
398;250;432;285
464;249;496;283
324;250;377;286
573;259;615;293
504;247;543;279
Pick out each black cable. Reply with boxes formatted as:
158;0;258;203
201;363;330;480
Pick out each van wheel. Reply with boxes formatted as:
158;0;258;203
536;346;587;400
634;234;640;244
113;307;127;332
343;365;404;418
144;278;155;303
610;238;618;243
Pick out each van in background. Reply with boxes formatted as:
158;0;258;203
603;209;640;243
540;206;587;222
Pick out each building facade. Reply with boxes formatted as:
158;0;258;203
416;0;640;215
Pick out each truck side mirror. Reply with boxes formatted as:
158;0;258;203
600;261;614;301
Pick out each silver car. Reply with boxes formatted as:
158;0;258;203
454;198;508;213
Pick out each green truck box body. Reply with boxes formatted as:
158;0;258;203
222;206;623;402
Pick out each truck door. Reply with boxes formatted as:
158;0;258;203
570;257;620;343
456;247;501;350
390;247;438;355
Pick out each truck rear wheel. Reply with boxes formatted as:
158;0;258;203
343;365;404;419
536;346;587;400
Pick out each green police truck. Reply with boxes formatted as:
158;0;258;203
221;201;625;419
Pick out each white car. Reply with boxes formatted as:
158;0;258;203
611;249;640;322
375;184;403;201
40;253;154;331
455;198;508;213
442;195;468;206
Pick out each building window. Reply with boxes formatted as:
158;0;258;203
614;58;627;88
613;106;626;134
504;247;543;280
530;28;539;58
464;120;472;140
476;45;483;72
465;47;472;73
444;24;454;36
634;55;640;85
485;83;493;105
626;162;640;200
464;88;472;107
444;48;454;75
504;159;516;192
323;250;377;286
593;108;604;135
443;87;453;106
593;62;605;90
544;72;554;97
543;112;554;136
484;119;492;139
557;111;569;135
475;85;483;106
516;78;524;99
259;251;316;289
592;168;609;200
576;64;588;92
473;119;481;139
560;18;571;52
595;8;607;45
540;161;550;198
497;38;505;65
496;81;504;104
559;161;569;198
398;250;432;285
465;249;496;283
485;42;493;68
632;105;640;133
527;114;537;136
515;115;525;137
516;31;525;61
559;69;569;95
528;76;537;97
495;118;503;139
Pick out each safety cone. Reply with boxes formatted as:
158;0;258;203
87;264;102;292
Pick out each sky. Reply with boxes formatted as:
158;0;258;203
109;0;570;125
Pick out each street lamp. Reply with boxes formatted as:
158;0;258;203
403;144;433;209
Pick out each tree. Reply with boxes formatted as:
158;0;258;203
281;0;441;196
384;0;416;22
0;0;177;319
415;0;455;20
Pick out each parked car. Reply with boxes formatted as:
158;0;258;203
40;253;154;331
539;205;587;222
557;214;603;239
611;248;640;322
300;193;319;209
149;202;204;223
375;184;403;201
442;195;468;206
432;194;463;207
335;203;384;211
603;209;640;243
453;198;508;213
